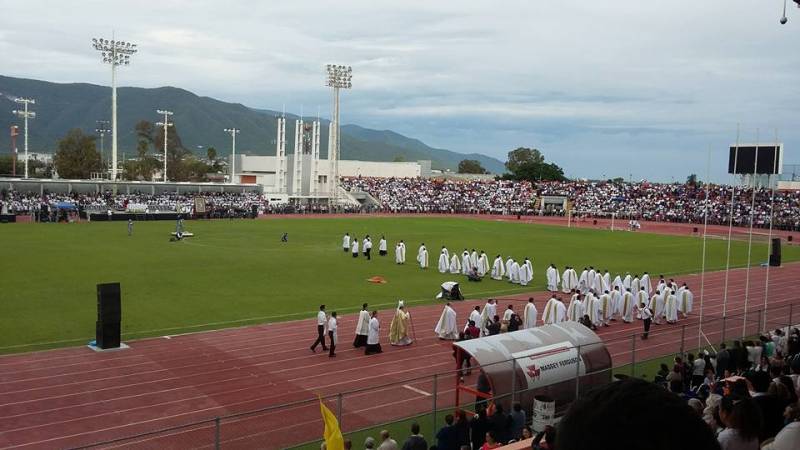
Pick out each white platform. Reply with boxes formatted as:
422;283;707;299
87;342;130;352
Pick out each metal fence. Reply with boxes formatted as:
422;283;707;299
71;303;797;450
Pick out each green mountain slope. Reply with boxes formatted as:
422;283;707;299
0;75;505;173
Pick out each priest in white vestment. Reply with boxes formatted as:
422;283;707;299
342;233;351;252
468;306;483;331
599;291;612;326
469;250;478;269
441;246;450;262
567;293;584;322
518;262;532;286
395;241;406;264
378;237;387;256
438;249;449;273
480;299;497;335
650;290;664;324
641;272;652;296
631;275;641;295
620;288;634;323
578;268;589;294
587;268;597;291
546;264;560;292
462;251;471;275
505;257;514;281
623;273;632;291
610;287;622;318
491;255;505;280
478;252;490;277
353;303;371;347
665;290;678;324
389;301;413;346
417;244;429;269
586;292;601;328
449;253;461;274
522;299;537;328
677;283;694;318
612;275;625;293
524;258;533;278
635;287;649;319
541;295;565;324
434;303;458;340
351;238;359;257
602;271;611;293
510;261;521;284
365;311;383;354
562;266;578;293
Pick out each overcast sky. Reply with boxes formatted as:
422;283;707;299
1;0;798;181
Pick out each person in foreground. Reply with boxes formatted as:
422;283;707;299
557;378;720;450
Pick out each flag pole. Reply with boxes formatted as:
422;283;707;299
742;128;759;338
762;129;779;333
722;124;741;317
698;144;711;349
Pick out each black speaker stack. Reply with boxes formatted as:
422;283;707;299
769;238;782;267
96;283;122;349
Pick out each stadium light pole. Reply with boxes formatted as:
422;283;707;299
11;98;36;178
156;110;173;182
224;128;240;184
92;35;137;181
95;120;111;173
325;64;352;209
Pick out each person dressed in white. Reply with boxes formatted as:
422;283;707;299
562;266;578;293
592;272;604;295
462;250;471;276
612;275;625;293
417;243;428;269
518;261;532;286
491;255;505;280
480;299;497;335
650;289;664;325
521;298;537;328
438;249;449;273
664;290;678;324
586;291;601;328
610;286;622;319
677;283;693;318
434;302;458;340
478;251;490;277
623;273;632;291
449;253;461;274
598;291;612;327
468;306;483;332
541;295;565;324
363;237;371;258
510;260;521;284
546;264;560;292
353;303;371;348
503;304;516;322
441;246;450;262
364;311;383;355
578;268;589;293
523;258;533;278
469;249;478;269
631;275;641;295
378;236;388;256
635;286;649;319
395;240;406;264
342;233;351;253
641;272;652;296
389;301;413;346
567;292;584;322
602;270;611;293
505;257;514;281
587;267;597;292
327;312;339;357
351;238;359;258
620;288;634;323
655;278;667;299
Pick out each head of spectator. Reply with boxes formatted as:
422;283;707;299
687;398;704;417
557;378;719;450
364;437;375;449
718;395;762;447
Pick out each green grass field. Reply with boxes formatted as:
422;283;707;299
1;217;797;353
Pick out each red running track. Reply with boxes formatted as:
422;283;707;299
1;263;799;449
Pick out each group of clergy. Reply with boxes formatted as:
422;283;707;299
430;247;535;286
347;301;415;354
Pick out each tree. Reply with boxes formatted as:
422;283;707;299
686;174;698;186
0;156;13;175
458;159;488;174
207;147;217;164
392;154;406;162
505;147;545;174
503;147;566;181
54;129;102;179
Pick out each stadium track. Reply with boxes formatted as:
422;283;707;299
1;261;798;448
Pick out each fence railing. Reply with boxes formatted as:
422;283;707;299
70;303;797;450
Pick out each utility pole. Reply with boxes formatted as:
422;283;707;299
12;98;36;178
9;126;19;176
224;128;240;184
95;120;111;175
156;110;173;182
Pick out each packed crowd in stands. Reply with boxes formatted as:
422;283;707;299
342;177;800;231
343;326;800;450
2;177;800;230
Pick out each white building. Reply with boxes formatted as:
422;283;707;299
233;116;429;204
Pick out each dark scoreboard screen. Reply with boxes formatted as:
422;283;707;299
728;145;782;175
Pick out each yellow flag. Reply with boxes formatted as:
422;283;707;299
320;399;345;450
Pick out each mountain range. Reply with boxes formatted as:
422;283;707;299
0;75;505;173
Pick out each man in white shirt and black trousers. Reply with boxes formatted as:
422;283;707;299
640;304;653;340
310;305;328;353
328;312;339;357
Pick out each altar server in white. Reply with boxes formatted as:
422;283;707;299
434;303;458;340
546;264;560;292
417;243;429;269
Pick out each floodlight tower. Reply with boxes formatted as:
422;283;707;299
224;128;240;184
11;98;36;178
92;36;137;180
95;120;111;173
325;64;352;207
156;109;173;182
